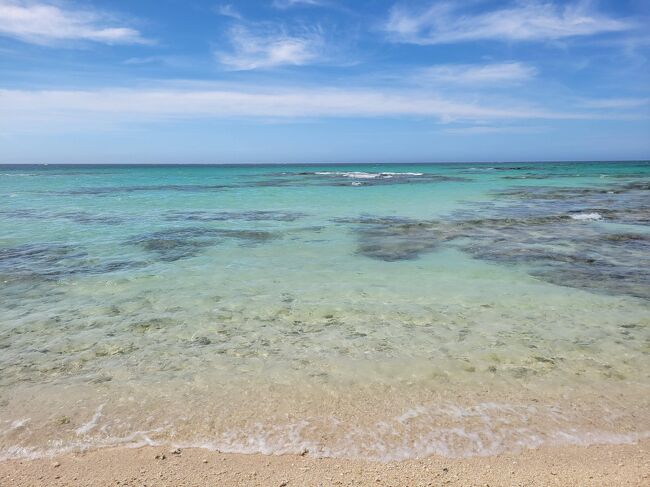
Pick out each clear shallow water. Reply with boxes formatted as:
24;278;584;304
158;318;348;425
0;162;649;460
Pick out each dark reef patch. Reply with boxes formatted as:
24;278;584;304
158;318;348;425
245;178;297;188
491;166;534;171
302;172;470;187
453;221;650;299
339;178;650;299
52;184;230;196
248;171;471;188
0;244;87;277
0;208;125;225
355;224;438;261
44;172;473;195
334;216;441;261
490;180;650;225
496;180;650;200
128;227;277;262
0;243;144;282
56;211;125;225
164;210;306;223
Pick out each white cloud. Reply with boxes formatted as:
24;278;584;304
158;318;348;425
214;3;242;20
0;85;600;135
418;62;537;84
385;1;633;45
0;0;150;46
216;25;323;70
123;56;166;65
272;0;326;9
443;125;548;135
123;55;194;68
579;97;650;109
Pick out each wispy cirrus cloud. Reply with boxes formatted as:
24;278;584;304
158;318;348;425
579;97;650;109
215;24;324;70
214;3;242;20
123;55;195;68
418;62;538;85
385;1;633;45
0;0;151;46
0;84;610;136
272;0;328;9
443;125;548;135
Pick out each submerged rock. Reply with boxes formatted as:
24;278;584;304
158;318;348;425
192;336;212;346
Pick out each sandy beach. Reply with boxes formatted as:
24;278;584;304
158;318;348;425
1;440;649;486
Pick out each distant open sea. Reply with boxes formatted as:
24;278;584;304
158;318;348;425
1;162;649;460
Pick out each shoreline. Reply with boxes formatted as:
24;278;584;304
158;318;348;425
1;440;648;486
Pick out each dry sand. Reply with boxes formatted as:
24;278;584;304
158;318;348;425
1;440;649;486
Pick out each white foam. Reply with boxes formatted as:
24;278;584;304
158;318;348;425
381;172;424;176
163;422;649;462
570;212;602;221
314;171;423;179
75;404;104;436
2;403;648;463
396;406;428;424
5;418;30;432
2;422;647;463
0;429;163;462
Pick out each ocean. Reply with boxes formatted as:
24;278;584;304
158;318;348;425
0;161;648;460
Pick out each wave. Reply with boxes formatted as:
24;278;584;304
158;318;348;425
313;172;425;179
2;402;647;462
570;212;603;221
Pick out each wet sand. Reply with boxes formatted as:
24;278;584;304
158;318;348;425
1;440;648;486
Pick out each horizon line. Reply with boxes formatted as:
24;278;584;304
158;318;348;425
1;160;649;167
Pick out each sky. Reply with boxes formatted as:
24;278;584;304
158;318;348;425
0;0;649;164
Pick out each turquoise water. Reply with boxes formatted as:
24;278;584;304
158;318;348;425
0;162;649;460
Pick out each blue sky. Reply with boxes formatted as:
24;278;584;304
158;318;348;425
0;0;649;163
